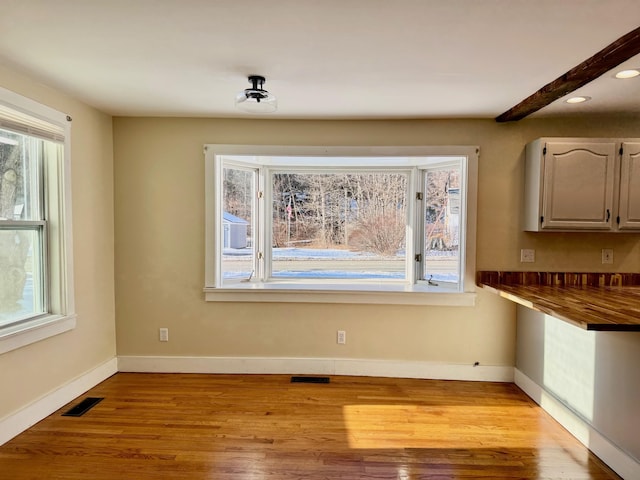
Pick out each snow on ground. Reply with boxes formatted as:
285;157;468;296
223;247;458;282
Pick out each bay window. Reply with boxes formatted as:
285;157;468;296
205;145;477;305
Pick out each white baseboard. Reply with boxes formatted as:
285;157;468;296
117;356;514;382
515;368;640;480
0;357;118;446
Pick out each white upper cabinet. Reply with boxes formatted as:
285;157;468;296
618;142;640;230
523;138;640;232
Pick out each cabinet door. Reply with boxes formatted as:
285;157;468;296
618;142;640;230
541;142;616;230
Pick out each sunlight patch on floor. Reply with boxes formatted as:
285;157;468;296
342;403;548;450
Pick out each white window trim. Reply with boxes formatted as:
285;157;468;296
0;87;75;354
204;145;478;306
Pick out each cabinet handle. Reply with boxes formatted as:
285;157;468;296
606;209;611;222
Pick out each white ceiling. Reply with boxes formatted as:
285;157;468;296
0;0;639;120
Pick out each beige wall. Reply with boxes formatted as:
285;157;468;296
112;115;639;364
0;66;115;418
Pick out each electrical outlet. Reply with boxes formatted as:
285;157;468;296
520;249;535;263
159;328;169;342
602;249;614;264
337;330;346;345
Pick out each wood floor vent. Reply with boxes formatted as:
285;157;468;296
62;397;104;417
290;376;330;384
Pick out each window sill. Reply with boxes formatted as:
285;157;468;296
0;314;77;355
204;282;476;306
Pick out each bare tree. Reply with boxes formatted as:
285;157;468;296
222;168;463;258
348;173;407;255
425;168;460;250
0;140;29;312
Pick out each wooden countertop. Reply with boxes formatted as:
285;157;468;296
478;272;640;331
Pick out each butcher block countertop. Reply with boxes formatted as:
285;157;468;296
477;271;640;331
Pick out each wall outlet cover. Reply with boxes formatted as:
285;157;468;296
159;328;169;342
601;249;614;264
520;249;535;263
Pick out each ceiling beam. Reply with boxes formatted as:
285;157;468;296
496;26;640;123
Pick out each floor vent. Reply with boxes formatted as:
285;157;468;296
291;376;330;384
62;397;104;417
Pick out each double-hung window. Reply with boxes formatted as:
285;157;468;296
0;87;74;353
205;145;477;305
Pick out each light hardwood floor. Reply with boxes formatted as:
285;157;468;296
0;374;621;479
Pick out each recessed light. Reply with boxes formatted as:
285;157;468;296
615;69;640;79
565;96;591;104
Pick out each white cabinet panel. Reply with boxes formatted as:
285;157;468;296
541;142;616;230
618;142;640;230
524;138;640;232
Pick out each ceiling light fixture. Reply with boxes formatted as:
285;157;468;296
565;96;591;104
235;75;277;113
614;69;640;79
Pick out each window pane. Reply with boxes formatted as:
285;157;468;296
271;172;406;280
424;165;461;283
221;167;254;282
0;228;45;327
0;129;41;221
